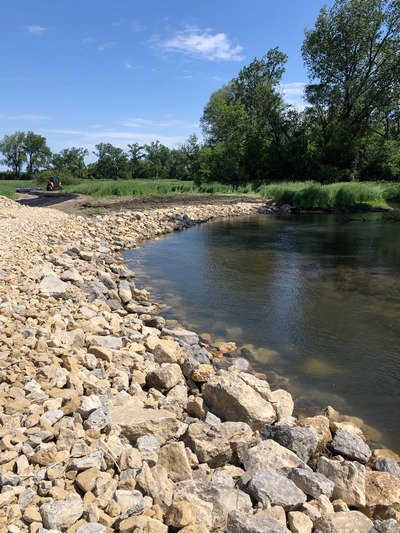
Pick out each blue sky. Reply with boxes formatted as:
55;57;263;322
1;0;333;164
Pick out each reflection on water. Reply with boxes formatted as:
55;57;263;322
125;212;400;452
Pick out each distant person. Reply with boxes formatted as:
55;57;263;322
46;176;63;191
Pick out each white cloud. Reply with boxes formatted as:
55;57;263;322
98;42;118;52
158;27;244;61
124;60;133;69
25;25;47;36
0;113;49;121
131;20;145;33
281;82;307;110
120;117;182;128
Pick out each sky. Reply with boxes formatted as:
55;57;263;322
0;0;334;165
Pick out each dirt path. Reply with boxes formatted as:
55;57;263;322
16;192;264;214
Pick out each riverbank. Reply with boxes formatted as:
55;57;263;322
1;195;399;532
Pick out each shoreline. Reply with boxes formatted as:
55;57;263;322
1;195;400;531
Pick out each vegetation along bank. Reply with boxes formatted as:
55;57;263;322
1;195;400;532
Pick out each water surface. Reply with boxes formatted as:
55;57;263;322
125;212;400;451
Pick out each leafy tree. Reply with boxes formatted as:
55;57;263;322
127;142;145;179
93;143;129;180
171;134;201;181
23;131;52;177
0;131;27;178
302;0;400;180
142;141;171;179
201;48;289;182
52;147;88;179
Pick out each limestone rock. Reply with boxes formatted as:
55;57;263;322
243;439;311;476
317;456;366;507
330;427;372;464
247;471;307;510
40;499;84;529
202;370;276;430
227;510;290;533
313;510;373;532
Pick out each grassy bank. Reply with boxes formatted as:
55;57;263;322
258;181;400;209
3;178;400;209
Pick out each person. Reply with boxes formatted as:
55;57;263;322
46;176;62;191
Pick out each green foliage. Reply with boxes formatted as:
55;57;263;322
257;181;395;209
52;147;88;179
0;180;35;199
23;131;52;177
0;131;27;178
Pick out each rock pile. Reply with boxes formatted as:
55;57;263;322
0;196;399;532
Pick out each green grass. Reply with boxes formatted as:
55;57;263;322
3;177;400;209
258;181;400;209
0;180;39;199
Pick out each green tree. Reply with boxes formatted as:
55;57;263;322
0;131;27;178
93;143;129;180
171;134;201;181
127;142;145;179
23;131;52;177
200;48;289;182
142;141;171;179
52;147;88;179
302;0;400;180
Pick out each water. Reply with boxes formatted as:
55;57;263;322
125;212;400;452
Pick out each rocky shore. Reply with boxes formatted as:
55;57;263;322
1;195;400;533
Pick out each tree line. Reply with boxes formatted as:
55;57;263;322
1;0;400;185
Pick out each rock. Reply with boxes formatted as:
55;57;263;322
110;399;183;446
165;501;195;528
76;524;107;533
313;510;373;532
157;441;193;482
40;499;84;529
243;439;311;476
365;471;400;507
288;467;335;499
247;471;307;510
202;370;276;430
118;515;168;532
261;424;319;463
152;339;185;364
146;363;184;391
373;458;400;478
38;275;69;298
162;326;199;345
174;479;252;531
317;456;366;507
227;511;290;532
184;421;232;468
287;511;313;533
330;427;372;463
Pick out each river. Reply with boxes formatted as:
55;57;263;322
125;211;400;452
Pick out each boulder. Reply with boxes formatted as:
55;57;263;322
330;428;372;464
202;371;276;430
247;471;307;510
313;510;373;532
227;510;290;532
317;456;366;507
243;439;311;476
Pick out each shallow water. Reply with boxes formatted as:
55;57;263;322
125;211;400;452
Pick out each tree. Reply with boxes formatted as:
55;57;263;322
302;0;400;180
0;131;26;178
93;143;129;180
200;48;289;182
142;141;171;179
127;142;145;179
52;147;88;179
23;131;52;177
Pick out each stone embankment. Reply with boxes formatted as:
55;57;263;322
0;195;399;533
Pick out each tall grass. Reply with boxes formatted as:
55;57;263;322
0;180;37;199
258;181;399;209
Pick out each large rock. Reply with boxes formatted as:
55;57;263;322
157;441;192;482
174;480;252;532
330;428;372;464
40;499;84;529
365;471;400;507
313;510;373;532
247;471;307;510
110;398;183;445
261;424;318;463
227;511;290;533
243;440;311;476
184;421;233;468
202;370;276;430
289;467;335;499
38;275;69;298
317;456;366;507
146;363;184;391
